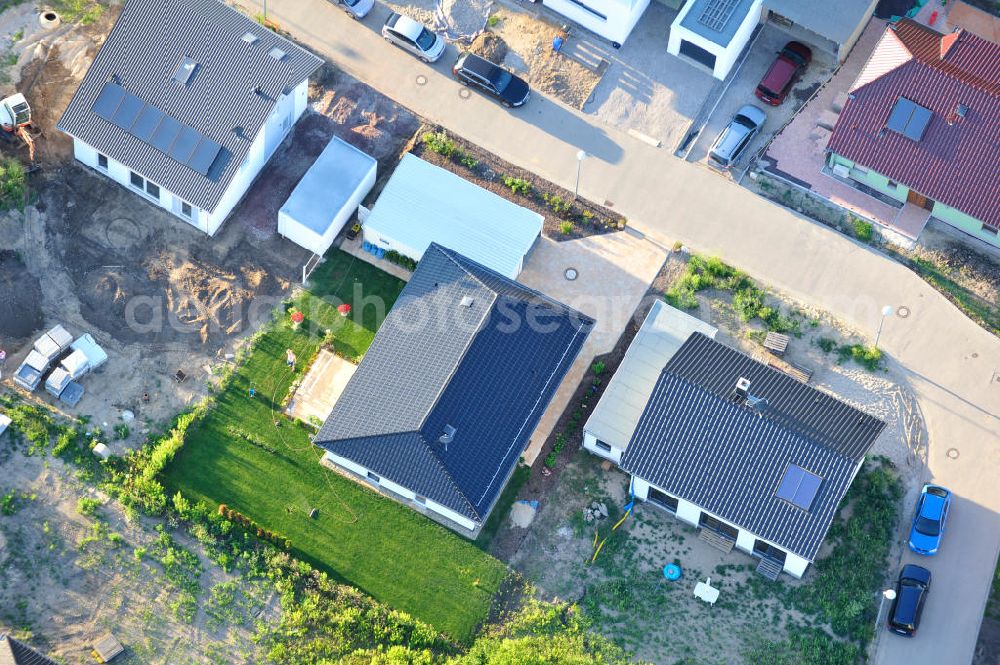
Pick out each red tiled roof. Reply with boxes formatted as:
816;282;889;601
826;19;1000;228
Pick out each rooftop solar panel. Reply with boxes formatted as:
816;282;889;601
91;83;126;120
776;463;822;510
188;138;223;175
131;105;164;141
699;0;740;31
150;115;182;152
111;92;144;129
887;97;933;142
168;126;201;162
90;82;226;176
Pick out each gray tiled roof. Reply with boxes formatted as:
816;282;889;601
0;635;60;665
56;0;323;212
316;243;594;523
620;333;886;560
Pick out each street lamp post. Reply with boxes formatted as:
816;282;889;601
874;305;894;348
574;150;587;200
872;587;896;657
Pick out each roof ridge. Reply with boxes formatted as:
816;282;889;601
658;371;858;465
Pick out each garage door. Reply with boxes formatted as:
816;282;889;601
679;39;716;70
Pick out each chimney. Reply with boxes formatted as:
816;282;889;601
734;377;751;401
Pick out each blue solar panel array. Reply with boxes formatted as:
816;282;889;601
887;97;933;141
776;463;823;510
91;82;223;175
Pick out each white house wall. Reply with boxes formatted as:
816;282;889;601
70;78;309;237
322;451;478;532
632;474;811;578
201;78;309;235
543;0;651;45
668;0;763;79
583;431;624;465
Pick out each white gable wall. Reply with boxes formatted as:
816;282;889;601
68;78;308;236
632;475;811;577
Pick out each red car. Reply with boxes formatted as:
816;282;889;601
755;41;812;106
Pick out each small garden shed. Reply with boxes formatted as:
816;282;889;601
278;137;376;257
362;154;542;279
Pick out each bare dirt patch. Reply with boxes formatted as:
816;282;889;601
0;248;43;344
0;444;274;664
485;9;603;110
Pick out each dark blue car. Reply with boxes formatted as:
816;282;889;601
888;564;932;637
908;484;952;555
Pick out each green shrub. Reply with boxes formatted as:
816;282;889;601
486;13;500;27
502;176;532;196
591;361;605;376
559;220;574;235
423;130;457;157
51;0;104;24
384;249;418;271
544;452;557;469
543;192;572;216
0;491;18;516
77;497;102;517
816;337;837;353
732;286;765;321
459;153;478;169
114;423;130;440
851;217;874;243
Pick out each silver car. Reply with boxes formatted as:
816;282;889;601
335;0;373;20
708;104;766;170
381;13;446;63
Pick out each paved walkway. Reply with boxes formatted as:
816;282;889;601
243;2;1000;662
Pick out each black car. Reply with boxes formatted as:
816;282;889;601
451;52;529;107
888;564;932;637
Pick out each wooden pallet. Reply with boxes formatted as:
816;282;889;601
699;528;736;554
756;556;783;581
763;332;790;356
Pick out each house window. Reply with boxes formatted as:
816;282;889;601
648;488;678;513
145;181;160;199
129;171;144;189
97;153;108;170
281;113;292;131
595;440;613;453
414;495;427;505
181;201;192;218
887;180;897;190
982;224;999;237
366;471;380;484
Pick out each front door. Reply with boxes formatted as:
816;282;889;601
907;189;934;210
699;513;738;540
753;539;787;564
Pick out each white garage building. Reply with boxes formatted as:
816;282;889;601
362;154;542;279
668;0;763;79
278;137;376;257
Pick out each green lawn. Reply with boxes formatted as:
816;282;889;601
163;251;508;643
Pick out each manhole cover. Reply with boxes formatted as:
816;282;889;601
564;268;578;281
896;306;910;318
946;447;959;459
459;88;471;99
415;74;427;86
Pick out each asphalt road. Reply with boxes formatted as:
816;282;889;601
242;2;1000;662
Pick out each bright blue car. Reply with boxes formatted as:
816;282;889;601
908;484;952;555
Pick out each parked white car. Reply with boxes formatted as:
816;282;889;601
381;13;446;63
334;0;374;20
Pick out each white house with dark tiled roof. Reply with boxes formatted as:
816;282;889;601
587;330;886;579
57;0;322;235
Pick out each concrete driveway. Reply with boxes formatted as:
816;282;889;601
517;232;667;463
686;21;838;174
240;2;999;662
